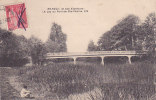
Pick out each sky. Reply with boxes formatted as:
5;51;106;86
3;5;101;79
0;0;156;52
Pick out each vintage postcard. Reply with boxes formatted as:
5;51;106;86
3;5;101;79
0;0;156;100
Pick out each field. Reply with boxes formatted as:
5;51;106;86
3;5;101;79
1;61;156;100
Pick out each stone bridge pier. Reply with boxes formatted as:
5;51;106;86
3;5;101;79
100;56;105;65
127;55;132;64
73;57;77;65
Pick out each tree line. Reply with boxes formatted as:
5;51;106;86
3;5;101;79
88;13;156;58
1;13;156;67
0;23;67;67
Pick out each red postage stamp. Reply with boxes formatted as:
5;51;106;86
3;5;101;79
5;3;28;31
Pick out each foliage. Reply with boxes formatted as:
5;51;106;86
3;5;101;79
0;29;29;67
28;36;46;65
18;62;154;99
98;31;116;50
94;13;156;58
0;29;47;66
45;23;67;52
87;40;99;51
0;23;68;66
18;63;102;98
97;15;140;51
142;13;156;57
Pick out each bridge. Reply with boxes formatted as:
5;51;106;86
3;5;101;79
45;51;147;65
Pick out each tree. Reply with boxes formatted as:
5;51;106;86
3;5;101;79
28;36;46;65
97;15;141;51
0;29;29;67
112;15;140;50
87;40;98;51
16;35;30;56
142;13;156;58
45;23;67;52
98;31;117;50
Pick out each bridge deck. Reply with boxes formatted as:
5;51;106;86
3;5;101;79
46;51;147;58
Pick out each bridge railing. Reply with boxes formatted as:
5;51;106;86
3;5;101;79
46;51;147;57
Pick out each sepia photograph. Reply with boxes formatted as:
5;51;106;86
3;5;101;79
0;0;156;100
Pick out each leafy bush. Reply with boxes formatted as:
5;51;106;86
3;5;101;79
0;29;29;67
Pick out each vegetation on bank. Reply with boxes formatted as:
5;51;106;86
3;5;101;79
0;23;67;67
18;63;102;99
88;13;156;59
17;62;155;99
0;10;155;100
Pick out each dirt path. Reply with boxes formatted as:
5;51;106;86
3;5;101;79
0;67;35;100
0;67;20;100
0;67;47;100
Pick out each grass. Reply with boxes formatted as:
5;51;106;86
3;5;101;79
18;63;104;99
15;61;155;99
1;60;155;99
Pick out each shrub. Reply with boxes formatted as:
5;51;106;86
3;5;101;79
0;29;29;67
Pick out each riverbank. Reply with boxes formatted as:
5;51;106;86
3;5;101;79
1;61;155;100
